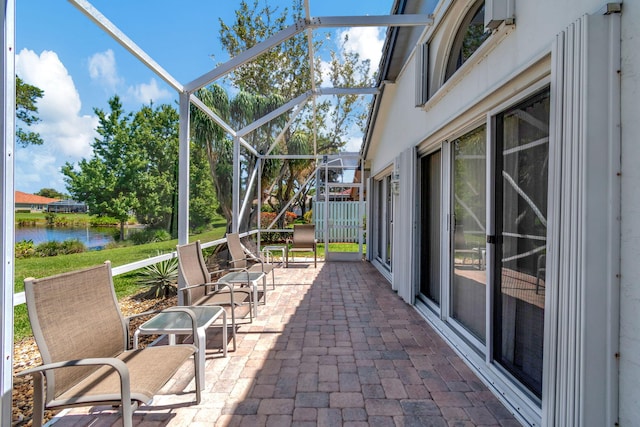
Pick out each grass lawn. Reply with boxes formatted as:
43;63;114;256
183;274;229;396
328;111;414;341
13;226;227;341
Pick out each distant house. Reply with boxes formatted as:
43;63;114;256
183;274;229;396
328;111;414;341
14;191;58;212
47;199;88;213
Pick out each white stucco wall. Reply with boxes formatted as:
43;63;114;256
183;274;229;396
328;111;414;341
367;0;605;177
619;0;640;424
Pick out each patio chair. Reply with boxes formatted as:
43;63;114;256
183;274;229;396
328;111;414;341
287;224;317;268
226;232;276;289
18;262;201;427
453;226;484;270
176;240;254;351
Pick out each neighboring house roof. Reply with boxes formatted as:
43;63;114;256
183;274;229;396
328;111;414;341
15;191;59;205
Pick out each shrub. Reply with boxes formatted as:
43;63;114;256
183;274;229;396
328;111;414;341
260;212;277;226
89;215;121;227
136;257;178;299
15;240;35;259
303;210;313;223
15;209;30;214
128;229;172;245
35;239;86;257
44;212;57;226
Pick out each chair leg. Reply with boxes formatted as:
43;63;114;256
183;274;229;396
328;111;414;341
120;391;134;427
31;372;45;427
230;304;237;351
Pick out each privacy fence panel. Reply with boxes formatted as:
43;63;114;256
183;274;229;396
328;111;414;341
314;201;361;243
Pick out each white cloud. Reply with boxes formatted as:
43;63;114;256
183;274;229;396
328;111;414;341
15;48;98;193
88;49;123;92
338;26;385;71
319;27;385;86
15;150;67;194
345;135;363;153
127;78;173;104
16;49;97;159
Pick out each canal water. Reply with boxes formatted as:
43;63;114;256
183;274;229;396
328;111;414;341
15;226;116;250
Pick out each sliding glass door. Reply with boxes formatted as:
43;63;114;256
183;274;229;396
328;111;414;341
451;126;487;343
419;150;441;305
493;90;550;398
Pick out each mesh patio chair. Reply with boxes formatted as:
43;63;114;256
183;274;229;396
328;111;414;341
226;232;276;290
287;224;317;267
177;240;254;351
18;262;201;427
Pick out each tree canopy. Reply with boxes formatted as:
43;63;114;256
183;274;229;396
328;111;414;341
194;0;374;229
35;188;68;199
16;76;44;146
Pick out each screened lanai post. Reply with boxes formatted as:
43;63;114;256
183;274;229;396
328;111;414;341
232;135;241;233
324;160;330;255
177;92;191;305
257;157;262;250
0;0;16;424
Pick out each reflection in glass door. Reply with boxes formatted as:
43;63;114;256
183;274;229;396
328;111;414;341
374;176;392;271
419;150;441;305
493;90;550;398
451;126;487;343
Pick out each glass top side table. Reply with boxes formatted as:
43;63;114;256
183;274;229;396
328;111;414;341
133;305;227;389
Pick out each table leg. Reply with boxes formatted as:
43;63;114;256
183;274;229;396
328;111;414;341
221;310;227;357
196;327;206;389
133;330;141;349
252;281;258;318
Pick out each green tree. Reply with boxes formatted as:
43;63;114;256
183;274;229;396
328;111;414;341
218;0;309;99
35;188;68;199
16;76;44;146
189;142;219;232
130;103;180;232
63;96;144;240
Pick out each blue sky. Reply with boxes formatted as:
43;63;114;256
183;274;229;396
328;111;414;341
15;0;392;194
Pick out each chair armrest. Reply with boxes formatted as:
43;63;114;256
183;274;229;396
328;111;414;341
17;357;133;406
180;282;241;307
17;356;129;378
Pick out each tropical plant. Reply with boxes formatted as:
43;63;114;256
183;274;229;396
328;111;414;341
136;256;179;299
128;229;172;245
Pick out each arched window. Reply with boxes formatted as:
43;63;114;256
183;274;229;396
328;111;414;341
444;1;489;82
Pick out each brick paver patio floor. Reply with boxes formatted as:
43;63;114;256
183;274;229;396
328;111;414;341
52;260;521;426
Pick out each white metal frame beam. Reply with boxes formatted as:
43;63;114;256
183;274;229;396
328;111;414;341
1;1;15;424
309;15;433;28
68;0;184;92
